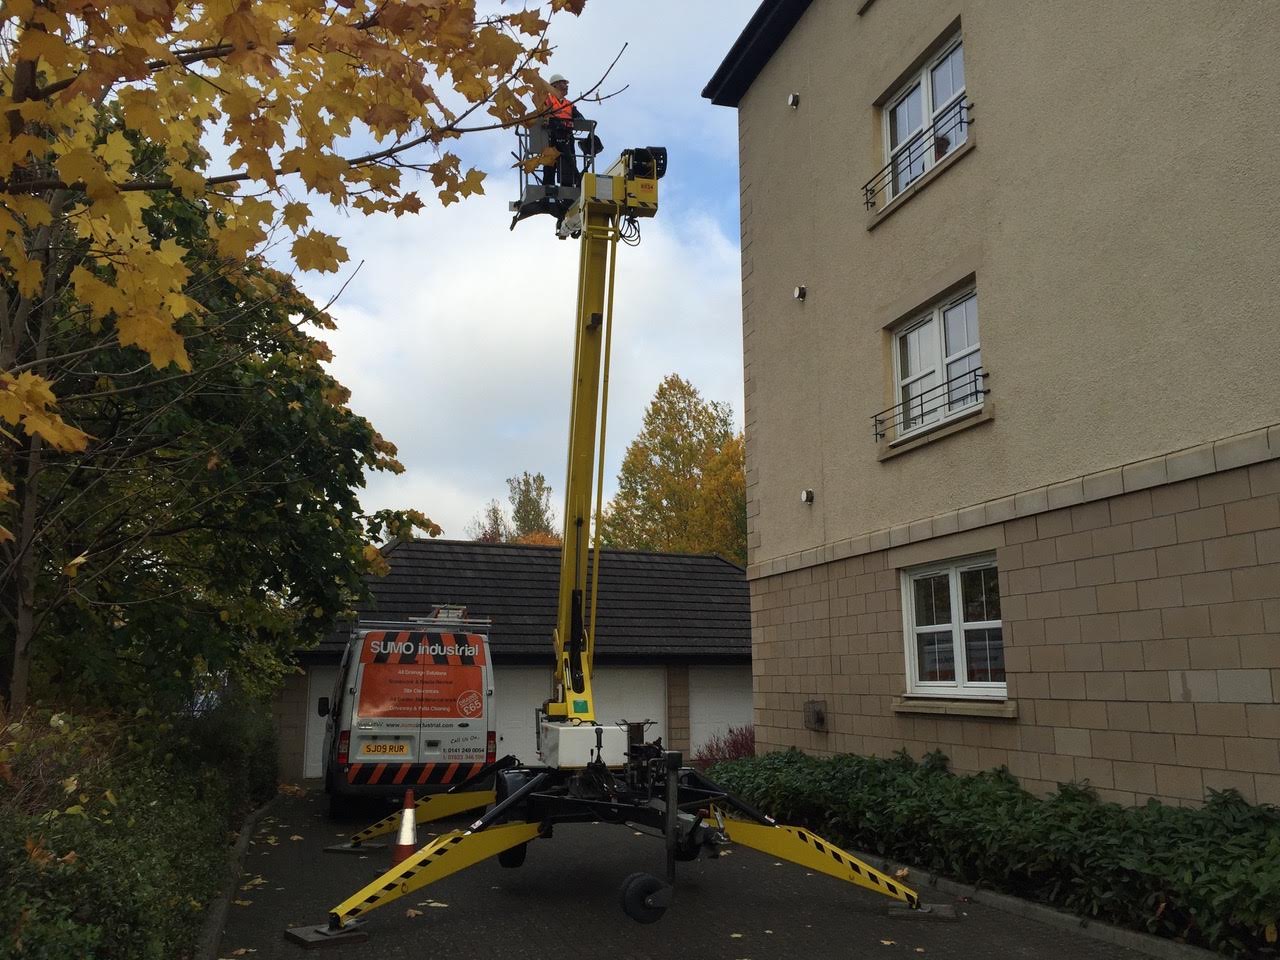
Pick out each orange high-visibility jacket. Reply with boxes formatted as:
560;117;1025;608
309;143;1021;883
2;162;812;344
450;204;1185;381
545;93;574;122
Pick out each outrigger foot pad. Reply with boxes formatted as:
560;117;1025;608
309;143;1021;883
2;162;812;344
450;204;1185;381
283;919;369;949
323;841;385;854
888;903;959;920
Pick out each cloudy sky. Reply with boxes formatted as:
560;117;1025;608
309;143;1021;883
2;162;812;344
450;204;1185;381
295;2;755;538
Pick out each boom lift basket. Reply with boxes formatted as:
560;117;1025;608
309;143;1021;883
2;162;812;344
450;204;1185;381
509;117;600;228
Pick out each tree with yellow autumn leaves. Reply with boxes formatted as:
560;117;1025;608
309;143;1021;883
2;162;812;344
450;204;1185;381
0;0;588;711
601;374;747;567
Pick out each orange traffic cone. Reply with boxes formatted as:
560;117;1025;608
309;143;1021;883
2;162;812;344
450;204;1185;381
392;788;417;865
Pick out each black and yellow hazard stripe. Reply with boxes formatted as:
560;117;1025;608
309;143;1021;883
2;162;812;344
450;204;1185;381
345;761;484;787
716;811;920;908
329;821;541;928
347;789;496;846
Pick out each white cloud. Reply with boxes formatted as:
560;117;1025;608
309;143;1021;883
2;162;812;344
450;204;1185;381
316;191;741;537
295;1;754;538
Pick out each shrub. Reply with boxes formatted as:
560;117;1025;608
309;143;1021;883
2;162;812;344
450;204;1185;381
0;695;278;959
691;725;755;770
710;750;1280;958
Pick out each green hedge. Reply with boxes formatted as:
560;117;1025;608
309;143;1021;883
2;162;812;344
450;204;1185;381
710;749;1280;958
0;697;277;959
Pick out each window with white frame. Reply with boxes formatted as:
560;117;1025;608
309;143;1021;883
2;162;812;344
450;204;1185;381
885;37;968;198
902;556;1004;697
892;288;982;437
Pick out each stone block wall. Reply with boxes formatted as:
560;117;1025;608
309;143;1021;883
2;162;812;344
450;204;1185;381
751;461;1280;806
667;664;690;754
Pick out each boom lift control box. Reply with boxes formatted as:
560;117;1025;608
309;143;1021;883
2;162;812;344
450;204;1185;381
537;719;627;769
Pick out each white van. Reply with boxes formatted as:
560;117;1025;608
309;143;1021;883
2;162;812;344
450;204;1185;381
320;611;495;815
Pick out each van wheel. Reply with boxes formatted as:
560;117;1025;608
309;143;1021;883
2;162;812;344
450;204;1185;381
325;774;357;821
497;842;528;868
327;791;358;820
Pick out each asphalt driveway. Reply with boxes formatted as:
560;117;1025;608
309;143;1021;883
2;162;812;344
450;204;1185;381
215;789;1157;960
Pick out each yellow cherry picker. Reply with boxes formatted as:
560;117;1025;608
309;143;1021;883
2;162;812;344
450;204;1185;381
286;112;923;948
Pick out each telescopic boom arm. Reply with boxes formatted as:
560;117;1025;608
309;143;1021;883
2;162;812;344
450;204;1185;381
543;148;665;725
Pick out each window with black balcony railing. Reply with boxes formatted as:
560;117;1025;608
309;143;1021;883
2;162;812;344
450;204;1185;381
874;288;988;445
864;37;972;212
872;365;989;444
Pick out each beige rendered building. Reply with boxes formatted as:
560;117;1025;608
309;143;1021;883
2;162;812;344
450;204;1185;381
704;0;1280;805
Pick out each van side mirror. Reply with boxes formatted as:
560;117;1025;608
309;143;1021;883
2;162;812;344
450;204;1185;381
317;696;330;718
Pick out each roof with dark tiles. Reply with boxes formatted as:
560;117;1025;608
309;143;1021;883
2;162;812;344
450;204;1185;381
307;538;750;663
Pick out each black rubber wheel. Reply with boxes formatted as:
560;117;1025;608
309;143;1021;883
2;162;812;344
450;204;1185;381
497;842;528;868
619;872;667;924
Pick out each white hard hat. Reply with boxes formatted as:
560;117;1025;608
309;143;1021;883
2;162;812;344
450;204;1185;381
549;74;568;85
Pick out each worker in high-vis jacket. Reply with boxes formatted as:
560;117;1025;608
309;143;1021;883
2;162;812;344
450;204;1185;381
543;73;585;190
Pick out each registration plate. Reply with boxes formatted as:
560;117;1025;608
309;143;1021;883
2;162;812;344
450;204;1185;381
361;742;409;756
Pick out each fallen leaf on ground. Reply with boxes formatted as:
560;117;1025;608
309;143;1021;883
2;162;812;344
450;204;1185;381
730;933;743;938
895;867;910;879
289;835;304;841
233;899;252;907
405;908;423;918
879;940;895;946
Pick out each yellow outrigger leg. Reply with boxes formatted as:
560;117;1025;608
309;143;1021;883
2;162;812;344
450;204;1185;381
328;821;541;929
715;808;920;908
342;790;496;848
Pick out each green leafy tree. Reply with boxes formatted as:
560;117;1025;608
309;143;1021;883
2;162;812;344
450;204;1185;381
0;188;437;712
466;471;561;545
467;499;512;544
507;471;558;542
601;374;746;566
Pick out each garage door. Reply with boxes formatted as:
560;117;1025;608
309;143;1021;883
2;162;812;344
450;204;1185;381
304;665;339;779
689;665;753;755
491;665;667;765
592;666;667;747
492;666;552;766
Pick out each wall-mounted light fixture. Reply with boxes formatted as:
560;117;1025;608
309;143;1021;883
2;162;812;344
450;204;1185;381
793;285;806;301
800;489;815;504
803;699;827;732
787;93;800;109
